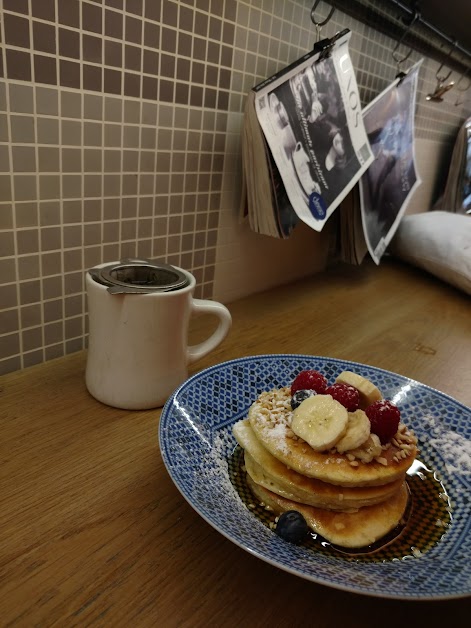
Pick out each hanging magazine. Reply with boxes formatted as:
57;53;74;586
434;116;471;214
359;60;423;264
245;29;374;237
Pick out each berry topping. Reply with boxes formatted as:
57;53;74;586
291;370;327;396
291;389;317;410
275;510;309;544
365;400;401;444
324;382;360;412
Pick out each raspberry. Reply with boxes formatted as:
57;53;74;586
365;400;401;444
291;370;327;396
324;383;360;412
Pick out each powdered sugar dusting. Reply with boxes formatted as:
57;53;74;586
264;422;290;454
208;431;270;532
423;415;471;475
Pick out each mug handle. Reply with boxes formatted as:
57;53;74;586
187;299;232;364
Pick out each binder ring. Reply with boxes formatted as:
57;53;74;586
310;1;335;28
435;40;457;83
455;68;471;106
392;10;419;72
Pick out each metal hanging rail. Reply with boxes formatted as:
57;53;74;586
389;0;471;62
327;0;471;74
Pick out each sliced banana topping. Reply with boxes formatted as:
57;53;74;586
335;409;371;453
335;371;382;409
348;434;382;463
291;394;348;452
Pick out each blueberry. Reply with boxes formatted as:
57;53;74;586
291;389;316;410
275;510;309;544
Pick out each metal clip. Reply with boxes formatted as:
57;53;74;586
426;81;455;102
313;28;349;63
426;40;457;102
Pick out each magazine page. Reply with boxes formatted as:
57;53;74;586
462;122;471;214
437;116;471;214
359;60;423;264
254;30;374;233
241;90;274;235
266;150;300;238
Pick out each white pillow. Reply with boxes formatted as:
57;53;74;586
390;211;471;295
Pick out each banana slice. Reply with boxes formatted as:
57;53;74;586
335;409;371;453
335;371;382;409
349;433;382;463
291;394;348;452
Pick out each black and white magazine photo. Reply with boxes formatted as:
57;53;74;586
255;30;373;233
359;60;422;263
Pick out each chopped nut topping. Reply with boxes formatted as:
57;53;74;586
250;388;416;467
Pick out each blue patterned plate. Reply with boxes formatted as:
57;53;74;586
159;355;471;600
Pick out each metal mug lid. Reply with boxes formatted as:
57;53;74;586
88;259;189;293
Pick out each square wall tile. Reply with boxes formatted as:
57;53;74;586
0;0;465;379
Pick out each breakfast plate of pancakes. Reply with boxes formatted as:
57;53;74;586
159;355;471;600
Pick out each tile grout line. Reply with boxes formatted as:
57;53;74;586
77;0;87;355
134;0;145;261
0;14;23;370
55;0;67;360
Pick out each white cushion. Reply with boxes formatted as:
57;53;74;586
390;211;471;295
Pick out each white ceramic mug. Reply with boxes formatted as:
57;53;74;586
85;263;232;410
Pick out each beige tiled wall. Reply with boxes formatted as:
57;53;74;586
0;0;470;375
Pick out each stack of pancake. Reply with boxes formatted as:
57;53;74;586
233;380;418;549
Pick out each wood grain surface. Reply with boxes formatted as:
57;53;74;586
1;259;470;627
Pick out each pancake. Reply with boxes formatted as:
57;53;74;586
235;419;404;511
244;451;405;512
248;387;417;487
247;476;410;548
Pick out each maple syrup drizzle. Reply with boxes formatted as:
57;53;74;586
229;448;452;561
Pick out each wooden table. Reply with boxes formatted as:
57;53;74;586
1;259;470;626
